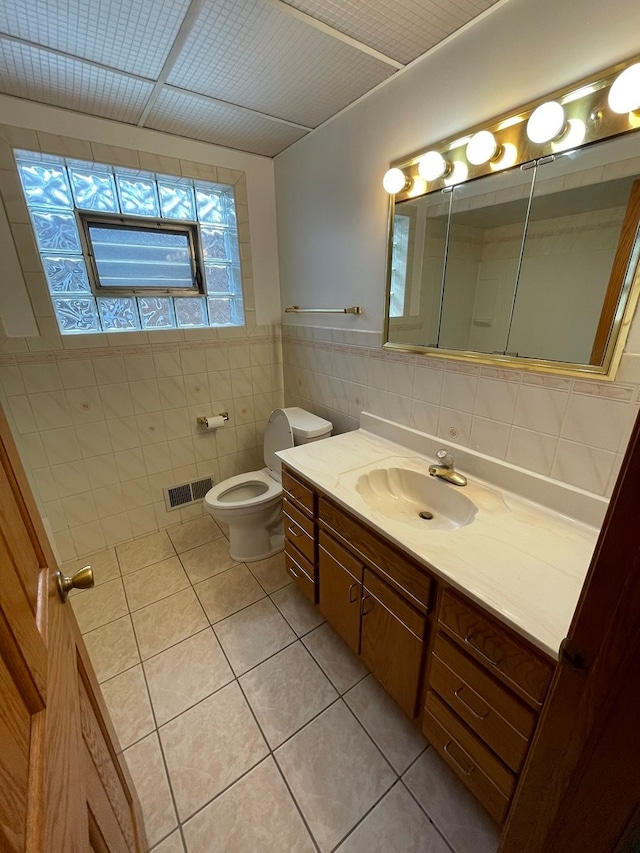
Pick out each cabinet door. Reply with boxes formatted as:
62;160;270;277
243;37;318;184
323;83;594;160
318;534;362;654
360;569;425;718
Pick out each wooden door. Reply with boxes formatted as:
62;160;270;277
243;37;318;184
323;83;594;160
318;534;362;654
0;404;146;852
500;403;640;852
360;568;424;718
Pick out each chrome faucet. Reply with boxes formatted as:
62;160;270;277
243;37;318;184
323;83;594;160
428;449;467;486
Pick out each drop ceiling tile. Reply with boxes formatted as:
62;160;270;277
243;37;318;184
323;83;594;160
167;0;395;128
146;87;309;157
283;0;502;65
0;0;191;77
0;38;153;123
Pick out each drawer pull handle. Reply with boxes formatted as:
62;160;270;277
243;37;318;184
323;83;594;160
454;686;489;719
464;635;502;667
361;594;374;616
288;565;299;579
348;582;360;604
443;741;474;776
287;526;302;537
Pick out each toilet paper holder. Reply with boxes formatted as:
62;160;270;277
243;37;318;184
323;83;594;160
196;412;229;426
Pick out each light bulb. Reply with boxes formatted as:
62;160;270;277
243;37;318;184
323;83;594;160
552;118;586;152
466;130;500;165
418;151;449;182
608;63;640;114
382;168;409;194
527;101;567;143
444;161;468;186
490;142;518;171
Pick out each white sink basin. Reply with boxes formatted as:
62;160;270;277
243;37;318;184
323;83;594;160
356;467;477;530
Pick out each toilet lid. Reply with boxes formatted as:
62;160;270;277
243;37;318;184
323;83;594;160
263;408;294;475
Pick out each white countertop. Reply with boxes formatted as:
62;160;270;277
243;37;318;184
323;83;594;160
277;416;603;659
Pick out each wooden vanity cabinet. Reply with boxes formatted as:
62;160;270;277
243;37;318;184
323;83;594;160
317;495;431;719
282;467;318;603
423;588;554;824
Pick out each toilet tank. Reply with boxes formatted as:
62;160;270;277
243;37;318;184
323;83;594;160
283;407;333;445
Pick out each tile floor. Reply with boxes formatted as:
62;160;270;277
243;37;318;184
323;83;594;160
68;514;500;853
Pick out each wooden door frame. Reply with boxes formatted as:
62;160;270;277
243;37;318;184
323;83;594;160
500;403;640;851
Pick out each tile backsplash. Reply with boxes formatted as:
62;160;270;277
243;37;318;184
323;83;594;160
282;324;640;501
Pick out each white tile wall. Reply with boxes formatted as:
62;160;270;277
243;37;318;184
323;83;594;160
282;324;640;500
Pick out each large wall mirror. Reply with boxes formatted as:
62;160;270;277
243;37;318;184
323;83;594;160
383;57;640;378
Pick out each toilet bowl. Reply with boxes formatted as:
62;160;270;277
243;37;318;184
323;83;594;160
204;407;332;562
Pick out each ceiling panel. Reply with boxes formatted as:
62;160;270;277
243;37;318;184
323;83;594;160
0;0;191;77
146;87;309;157
167;0;395;129
282;0;501;65
0;38;154;123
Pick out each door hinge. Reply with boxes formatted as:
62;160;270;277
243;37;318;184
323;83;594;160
559;637;589;673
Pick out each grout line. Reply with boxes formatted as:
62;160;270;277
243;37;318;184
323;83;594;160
398;774;457;853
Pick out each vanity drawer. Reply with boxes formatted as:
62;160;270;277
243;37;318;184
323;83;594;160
283;498;315;564
423;691;514;824
318;495;432;613
319;530;365;580
439;590;553;706
284;545;316;604
430;634;535;772
282;467;315;517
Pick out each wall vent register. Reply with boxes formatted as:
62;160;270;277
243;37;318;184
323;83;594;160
164;476;214;511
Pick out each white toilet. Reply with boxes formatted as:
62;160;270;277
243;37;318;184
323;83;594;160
204;407;332;562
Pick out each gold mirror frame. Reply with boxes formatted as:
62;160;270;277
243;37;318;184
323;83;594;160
383;55;640;379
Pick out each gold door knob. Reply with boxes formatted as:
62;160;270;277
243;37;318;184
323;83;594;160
55;566;94;602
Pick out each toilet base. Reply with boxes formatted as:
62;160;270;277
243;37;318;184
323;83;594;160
225;512;284;563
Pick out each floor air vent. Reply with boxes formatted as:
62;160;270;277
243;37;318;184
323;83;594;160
164;476;214;511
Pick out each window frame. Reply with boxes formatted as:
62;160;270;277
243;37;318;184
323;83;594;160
77;211;206;298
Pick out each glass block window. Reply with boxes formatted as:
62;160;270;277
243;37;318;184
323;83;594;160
15;150;245;334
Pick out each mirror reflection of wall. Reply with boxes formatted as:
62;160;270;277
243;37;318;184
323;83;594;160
385;133;640;373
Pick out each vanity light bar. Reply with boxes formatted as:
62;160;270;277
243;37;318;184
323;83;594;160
383;55;640;198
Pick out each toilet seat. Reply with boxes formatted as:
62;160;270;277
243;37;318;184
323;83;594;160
204;467;281;512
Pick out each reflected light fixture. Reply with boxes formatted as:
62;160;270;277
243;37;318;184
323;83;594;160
418;151;450;181
608;63;640;114
490;142;518;171
382;167;411;194
444;161;468;186
526;101;567;143
552;118;586;151
466;130;501;165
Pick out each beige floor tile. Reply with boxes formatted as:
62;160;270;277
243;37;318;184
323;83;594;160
124;732;178;848
247;551;292;594
271;582;325;636
83;614;140;682
403;748;500;853
167;514;222;553
150;830;185;852
123;556;190;611
182;757;315;853
302;622;368;694
240;642;337;748
132;587;208;660
344;675;427;774
64;547;120;586
336;782;450;853
275;700;396;852
100;664;155;749
71;577;128;633
117;530;176;574
144;629;233;725
194;564;265;623
159;682;268;821
214;597;297;676
179;537;239;584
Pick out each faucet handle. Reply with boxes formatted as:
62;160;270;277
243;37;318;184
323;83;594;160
435;448;454;468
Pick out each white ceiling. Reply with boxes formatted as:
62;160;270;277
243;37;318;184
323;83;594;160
0;0;501;157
